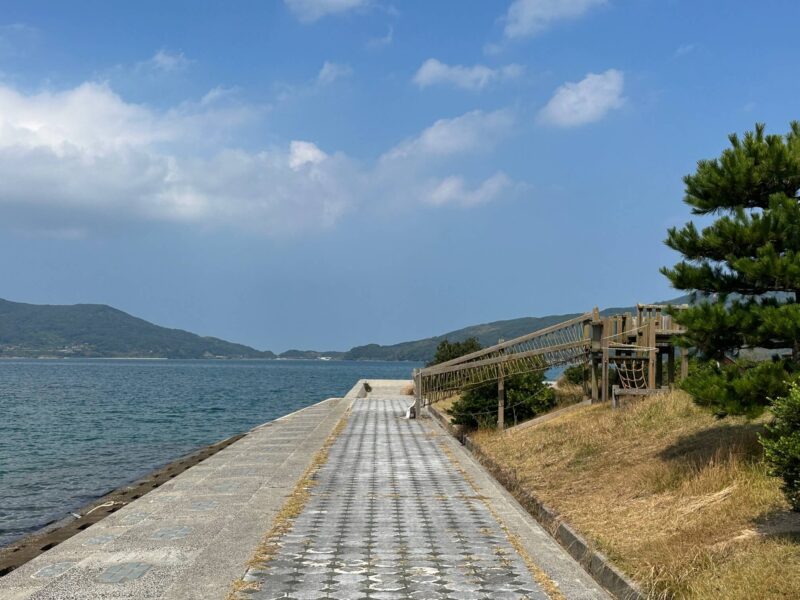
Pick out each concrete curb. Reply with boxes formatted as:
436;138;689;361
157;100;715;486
344;379;414;400
344;380;369;399
428;405;644;600
426;400;464;441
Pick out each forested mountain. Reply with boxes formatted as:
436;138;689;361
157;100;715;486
277;349;345;359
0;298;274;359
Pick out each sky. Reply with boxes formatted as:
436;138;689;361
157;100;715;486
0;0;798;352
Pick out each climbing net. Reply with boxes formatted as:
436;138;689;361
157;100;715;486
609;344;653;390
615;357;648;389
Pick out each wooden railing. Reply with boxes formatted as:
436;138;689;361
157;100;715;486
414;303;688;426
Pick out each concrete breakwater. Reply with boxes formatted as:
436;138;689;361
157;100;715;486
0;432;246;577
0;391;350;599
0;380;609;599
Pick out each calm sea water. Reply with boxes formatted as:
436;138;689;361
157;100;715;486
0;359;420;547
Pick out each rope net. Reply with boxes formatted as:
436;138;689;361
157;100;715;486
608;343;654;390
614;358;648;389
418;312;594;404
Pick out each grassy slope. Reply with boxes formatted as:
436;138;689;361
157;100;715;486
471;392;800;599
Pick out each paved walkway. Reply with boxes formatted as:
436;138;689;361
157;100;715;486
0;397;348;600
239;393;609;600
1;382;609;599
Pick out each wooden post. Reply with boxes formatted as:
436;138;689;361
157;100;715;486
680;346;689;381
582;360;589;398
655;350;663;388
667;345;676;386
602;345;609;404
413;369;422;417
590;308;602;404
497;367;505;431
647;321;657;389
497;339;505;431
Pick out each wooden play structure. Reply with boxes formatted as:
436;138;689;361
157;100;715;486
414;303;688;428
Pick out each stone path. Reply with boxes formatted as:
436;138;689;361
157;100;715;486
239;394;609;599
0;397;348;600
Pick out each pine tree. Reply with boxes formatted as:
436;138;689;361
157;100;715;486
426;337;481;367
662;122;800;415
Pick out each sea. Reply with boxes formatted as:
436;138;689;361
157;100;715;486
0;358;421;547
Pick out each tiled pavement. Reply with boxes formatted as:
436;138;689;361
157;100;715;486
0;397;349;600
1;382;609;599
239;396;603;600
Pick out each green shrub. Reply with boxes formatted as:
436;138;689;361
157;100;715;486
563;364;587;385
681;358;795;417
448;371;555;429
761;383;800;511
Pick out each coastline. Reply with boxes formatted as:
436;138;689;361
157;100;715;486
0;432;244;576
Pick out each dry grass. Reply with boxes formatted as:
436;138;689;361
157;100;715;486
432;393;459;415
402;382;415;395
553;381;585;407
227;412;350;598
471;390;800;599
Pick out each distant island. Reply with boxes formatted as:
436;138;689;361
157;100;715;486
0;296;688;361
0;298;274;359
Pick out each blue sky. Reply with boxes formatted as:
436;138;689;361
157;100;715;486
0;0;798;351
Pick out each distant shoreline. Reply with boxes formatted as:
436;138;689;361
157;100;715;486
0;356;422;362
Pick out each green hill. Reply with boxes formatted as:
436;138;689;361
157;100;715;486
277;349;345;360
0;298;274;359
341;297;690;362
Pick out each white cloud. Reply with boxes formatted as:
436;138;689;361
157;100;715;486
0;82;350;235
503;0;606;39
284;0;369;22
426;172;512;207
317;61;353;85
0;82;172;152
0;82;520;237
384;109;516;160
289;140;328;170
367;26;393;49
374;111;519;210
673;43;695;58
149;49;191;72
200;86;238;105
537;69;624;127
413;59;523;91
